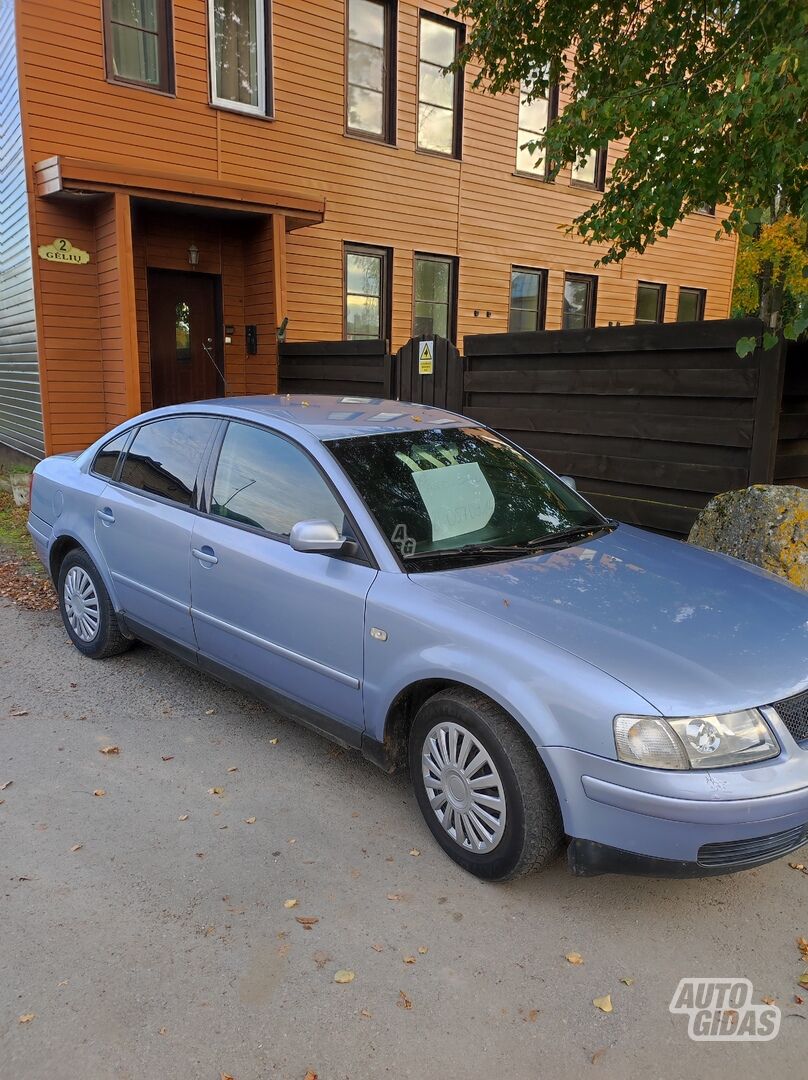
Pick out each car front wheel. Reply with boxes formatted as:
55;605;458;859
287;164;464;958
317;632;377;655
409;688;563;881
57;548;132;659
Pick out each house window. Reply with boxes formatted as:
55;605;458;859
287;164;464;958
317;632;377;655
635;282;666;324
104;0;173;91
417;14;463;157
677;287;706;322
515;82;557;177
571;147;607;190
346;0;395;142
563;273;597;329
344;244;391;341
509;267;547;332
414;254;456;339
208;0;272;116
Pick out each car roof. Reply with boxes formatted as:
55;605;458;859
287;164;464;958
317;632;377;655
186;395;470;440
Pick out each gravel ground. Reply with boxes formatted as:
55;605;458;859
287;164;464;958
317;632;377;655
1;597;807;1080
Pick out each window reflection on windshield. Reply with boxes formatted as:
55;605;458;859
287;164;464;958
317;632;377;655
328;427;604;564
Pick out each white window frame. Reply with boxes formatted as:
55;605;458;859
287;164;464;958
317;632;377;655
207;0;270;117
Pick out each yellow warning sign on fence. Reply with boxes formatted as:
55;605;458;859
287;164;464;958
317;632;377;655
418;340;434;375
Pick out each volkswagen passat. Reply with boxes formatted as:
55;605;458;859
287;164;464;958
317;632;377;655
28;397;808;880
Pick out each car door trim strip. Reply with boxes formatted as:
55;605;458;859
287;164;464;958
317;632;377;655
111;570;189;613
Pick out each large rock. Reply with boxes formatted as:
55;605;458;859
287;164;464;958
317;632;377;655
688;485;808;590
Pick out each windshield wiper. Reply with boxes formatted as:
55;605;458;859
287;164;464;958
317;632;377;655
526;522;617;549
403;542;533;563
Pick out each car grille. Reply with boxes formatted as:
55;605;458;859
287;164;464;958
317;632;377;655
698;823;808;868
772;689;808;746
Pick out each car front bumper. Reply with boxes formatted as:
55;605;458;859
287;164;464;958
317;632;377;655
541;741;808;877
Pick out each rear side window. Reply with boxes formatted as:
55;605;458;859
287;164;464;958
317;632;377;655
211;422;345;538
92;432;129;479
119;416;217;506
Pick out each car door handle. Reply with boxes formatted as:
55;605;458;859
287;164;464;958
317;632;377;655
192;546;218;566
96;507;115;525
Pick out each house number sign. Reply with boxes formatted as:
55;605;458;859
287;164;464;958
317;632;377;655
38;238;90;265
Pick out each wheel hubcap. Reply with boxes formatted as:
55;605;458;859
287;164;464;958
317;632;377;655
63;567;100;642
422;721;507;853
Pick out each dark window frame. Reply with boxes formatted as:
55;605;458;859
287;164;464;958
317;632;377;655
344;0;397;144
207;0;274;118
634;281;667;325
416;10;465;160
562;272;598;330
508;265;548;332
103;0;175;93
514;83;559;181
412;252;459;342
343;242;393;343
201;419;375;566
570;145;608;192
677;286;707;322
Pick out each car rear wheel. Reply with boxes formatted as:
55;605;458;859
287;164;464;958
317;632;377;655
409;688;563;881
58;549;132;659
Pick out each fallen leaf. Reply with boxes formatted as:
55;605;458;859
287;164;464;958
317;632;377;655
312;951;331;969
296;916;319;928
158;1026;167;1036
220;1074;234;1080
359;1008;372;1019
18;1014;35;1024
93;789;105;797
205;709;216;715
227;766;238;773
208;787;224;796
620;977;635;986
403;956;417;965
371;943;384;953
798;937;808;960
161;755;174;762
795;995;805;1005
397;990;413;1010
284;899;298;909
565;952;584;966
593;995;613;1013
417;946;428;955
762;996;777;1006
591;1048;608;1065
723;1009;739;1027
178;814;189;821
242;817;256;825
334;969;355;984
387;893;402;901
287;837;296;844
269;738;279;745
56;980;68;988
304;1073;318;1080
526;1008;539;1022
10;707;28;716
789;862;808;876
195;852;205;858
99;745;120;755
0;780;12;791
70;844;83;852
409;848;421;857
799;972;808;990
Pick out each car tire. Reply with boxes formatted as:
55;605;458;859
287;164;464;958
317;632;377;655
409;687;563;881
57;548;132;660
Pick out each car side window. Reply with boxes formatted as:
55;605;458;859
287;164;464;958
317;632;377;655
211;422;347;539
91;431;129;479
119;416;217;507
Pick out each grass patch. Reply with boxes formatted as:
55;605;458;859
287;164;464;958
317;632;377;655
0;488;35;561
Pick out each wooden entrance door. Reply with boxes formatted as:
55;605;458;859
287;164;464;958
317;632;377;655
148;270;224;407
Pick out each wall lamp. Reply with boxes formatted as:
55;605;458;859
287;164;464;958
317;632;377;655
187;243;200;268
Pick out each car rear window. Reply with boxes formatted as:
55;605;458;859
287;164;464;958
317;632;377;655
119;416;217;506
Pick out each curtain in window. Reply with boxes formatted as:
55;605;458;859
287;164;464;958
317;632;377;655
213;0;260;107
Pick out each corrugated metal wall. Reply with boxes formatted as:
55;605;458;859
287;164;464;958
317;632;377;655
0;0;43;457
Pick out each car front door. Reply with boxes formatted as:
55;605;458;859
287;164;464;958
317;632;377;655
189;420;376;736
94;415;219;651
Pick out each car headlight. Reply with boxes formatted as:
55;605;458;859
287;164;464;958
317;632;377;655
613;710;779;770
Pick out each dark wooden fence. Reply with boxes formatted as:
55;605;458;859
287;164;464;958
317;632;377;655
277;319;803;536
278;339;392;398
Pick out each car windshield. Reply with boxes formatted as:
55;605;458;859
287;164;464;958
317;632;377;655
327;426;610;568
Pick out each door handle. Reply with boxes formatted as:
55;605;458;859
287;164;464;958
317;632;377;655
96;507;115;525
192;546;218;566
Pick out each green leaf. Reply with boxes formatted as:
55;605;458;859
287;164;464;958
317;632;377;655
762;332;779;352
784;316;808;341
735;336;757;359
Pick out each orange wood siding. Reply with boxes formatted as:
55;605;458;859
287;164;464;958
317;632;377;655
16;0;738;452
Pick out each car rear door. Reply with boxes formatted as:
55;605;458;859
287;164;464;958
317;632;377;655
189;420;376;734
94;415;219;650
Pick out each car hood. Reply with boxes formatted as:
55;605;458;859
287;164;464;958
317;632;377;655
410;525;808;717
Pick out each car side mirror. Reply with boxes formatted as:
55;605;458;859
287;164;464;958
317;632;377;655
560;475;577;491
289;519;357;556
